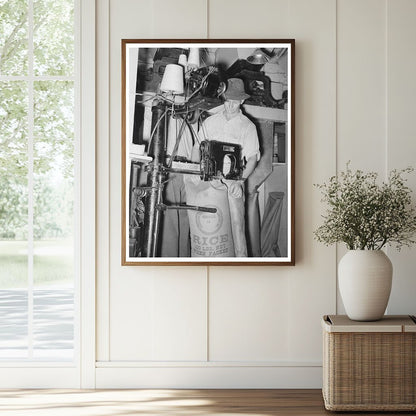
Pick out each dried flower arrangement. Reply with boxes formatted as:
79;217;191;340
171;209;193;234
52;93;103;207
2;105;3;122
314;165;416;250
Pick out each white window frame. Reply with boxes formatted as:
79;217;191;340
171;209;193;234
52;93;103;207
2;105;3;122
0;0;95;388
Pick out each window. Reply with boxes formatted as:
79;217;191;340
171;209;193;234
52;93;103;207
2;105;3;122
0;0;77;361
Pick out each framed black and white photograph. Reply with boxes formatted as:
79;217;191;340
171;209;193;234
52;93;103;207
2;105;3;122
122;39;295;265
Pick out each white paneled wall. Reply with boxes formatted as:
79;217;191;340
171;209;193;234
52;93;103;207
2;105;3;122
95;0;416;388
208;268;290;362
110;268;207;361
337;0;387;172
386;0;416;314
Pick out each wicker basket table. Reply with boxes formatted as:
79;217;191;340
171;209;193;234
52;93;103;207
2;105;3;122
322;315;416;411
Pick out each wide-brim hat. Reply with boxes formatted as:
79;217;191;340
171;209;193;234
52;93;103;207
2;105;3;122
223;78;250;100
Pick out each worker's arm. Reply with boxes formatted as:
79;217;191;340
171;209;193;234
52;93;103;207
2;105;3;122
242;154;257;179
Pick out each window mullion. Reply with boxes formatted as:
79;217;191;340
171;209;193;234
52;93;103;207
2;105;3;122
27;0;34;360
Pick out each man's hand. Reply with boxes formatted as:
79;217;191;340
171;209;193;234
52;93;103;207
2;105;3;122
242;155;258;179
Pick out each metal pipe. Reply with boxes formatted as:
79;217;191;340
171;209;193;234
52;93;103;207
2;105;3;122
143;100;167;257
156;204;217;213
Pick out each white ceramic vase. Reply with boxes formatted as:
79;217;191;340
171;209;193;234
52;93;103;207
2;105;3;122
338;250;393;321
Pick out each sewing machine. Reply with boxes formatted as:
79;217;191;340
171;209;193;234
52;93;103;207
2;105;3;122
199;140;243;181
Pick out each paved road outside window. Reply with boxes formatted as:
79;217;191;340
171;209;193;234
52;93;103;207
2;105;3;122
0;288;74;360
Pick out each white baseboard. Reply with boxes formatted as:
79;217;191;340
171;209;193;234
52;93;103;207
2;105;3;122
0;367;79;388
95;364;323;389
0;363;323;389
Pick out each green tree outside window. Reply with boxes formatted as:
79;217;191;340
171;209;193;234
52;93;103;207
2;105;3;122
1;0;75;288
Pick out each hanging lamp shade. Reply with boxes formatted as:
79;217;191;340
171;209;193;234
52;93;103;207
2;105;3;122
160;64;184;95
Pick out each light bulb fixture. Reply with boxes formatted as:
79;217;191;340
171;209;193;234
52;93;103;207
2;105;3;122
187;48;200;70
246;48;271;65
178;53;187;70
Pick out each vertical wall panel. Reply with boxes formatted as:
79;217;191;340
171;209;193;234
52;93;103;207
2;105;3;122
386;0;416;314
110;269;207;361
151;272;207;361
150;0;208;38
110;272;155;359
337;0;387;172
106;0;209;362
96;0;110;362
209;0;290;37
286;0;337;361
209;268;290;361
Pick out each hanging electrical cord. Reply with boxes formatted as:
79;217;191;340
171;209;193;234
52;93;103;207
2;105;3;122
198;110;210;144
184;117;201;149
168;114;188;168
135;92;158;105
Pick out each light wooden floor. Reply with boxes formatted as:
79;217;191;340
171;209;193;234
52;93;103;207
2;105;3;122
0;389;413;415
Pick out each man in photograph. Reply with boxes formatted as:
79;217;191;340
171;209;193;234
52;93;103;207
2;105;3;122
189;78;260;257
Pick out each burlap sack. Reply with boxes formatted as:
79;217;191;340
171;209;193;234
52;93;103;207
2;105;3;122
184;177;248;257
184;176;235;257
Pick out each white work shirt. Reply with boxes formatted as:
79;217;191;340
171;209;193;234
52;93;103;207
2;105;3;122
201;110;260;162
